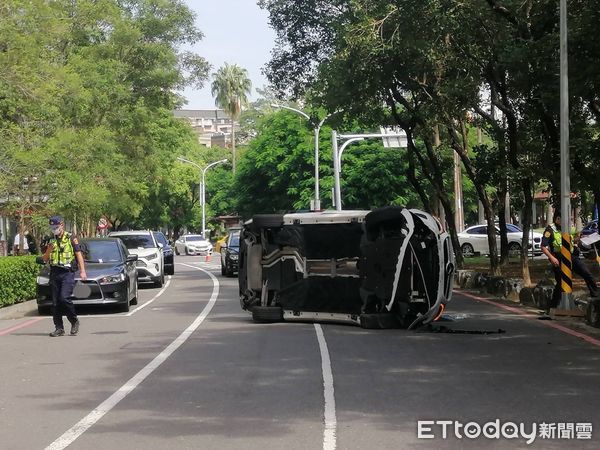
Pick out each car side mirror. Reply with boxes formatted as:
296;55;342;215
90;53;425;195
158;243;164;249
35;256;45;265
126;254;138;262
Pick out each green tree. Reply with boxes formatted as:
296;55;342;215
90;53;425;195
211;63;252;173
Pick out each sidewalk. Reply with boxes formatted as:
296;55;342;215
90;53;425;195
0;300;38;320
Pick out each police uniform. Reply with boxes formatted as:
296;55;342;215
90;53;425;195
541;222;599;307
47;218;81;335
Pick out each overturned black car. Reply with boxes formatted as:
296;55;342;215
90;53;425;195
238;206;454;329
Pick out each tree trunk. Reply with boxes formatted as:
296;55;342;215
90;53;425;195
498;187;509;265
231;120;236;174
520;180;533;286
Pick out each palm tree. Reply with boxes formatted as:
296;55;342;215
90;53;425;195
211;63;252;173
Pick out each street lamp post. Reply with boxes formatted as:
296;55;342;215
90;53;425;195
332;131;407;211
271;104;338;210
177;157;228;237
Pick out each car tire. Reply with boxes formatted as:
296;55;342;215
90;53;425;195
154;275;164;288
175;247;180;256
252;306;283;323
130;283;138;305
221;264;226;276
37;306;52;315
250;214;284;231
461;243;475;258
508;242;521;257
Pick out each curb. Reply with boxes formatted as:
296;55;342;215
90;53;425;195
0;300;38;320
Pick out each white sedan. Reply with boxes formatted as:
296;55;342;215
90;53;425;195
174;235;213;256
457;224;543;257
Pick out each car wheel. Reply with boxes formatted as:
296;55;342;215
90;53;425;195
252;306;283;323
130;283;138;305
154;275;164;288
250;214;284;232
221;264;226;276
508;242;521;257
175;246;180;256
37;306;52;315
461;243;475;258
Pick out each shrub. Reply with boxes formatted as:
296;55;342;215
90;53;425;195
0;256;39;307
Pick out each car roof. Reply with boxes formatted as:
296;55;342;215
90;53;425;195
81;238;121;243
182;234;206;238
109;230;153;236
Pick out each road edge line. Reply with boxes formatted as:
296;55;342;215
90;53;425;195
457;289;600;348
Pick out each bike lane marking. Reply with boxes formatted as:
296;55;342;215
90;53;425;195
44;264;219;450
0;318;44;336
457;290;600;348
314;324;337;450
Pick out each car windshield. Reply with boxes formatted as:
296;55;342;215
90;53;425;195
506;224;522;233
116;235;155;249
153;232;168;246
229;233;240;247
80;241;122;263
186;236;206;242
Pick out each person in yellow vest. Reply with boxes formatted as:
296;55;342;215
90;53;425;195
541;210;599;310
41;216;87;337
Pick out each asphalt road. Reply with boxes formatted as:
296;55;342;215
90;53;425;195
0;259;599;450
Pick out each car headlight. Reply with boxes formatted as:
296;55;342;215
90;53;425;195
145;252;159;260
99;273;126;284
37;276;50;286
229;254;238;260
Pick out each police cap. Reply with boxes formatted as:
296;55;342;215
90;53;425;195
49;215;64;226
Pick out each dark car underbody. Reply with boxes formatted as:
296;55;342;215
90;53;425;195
238;206;454;329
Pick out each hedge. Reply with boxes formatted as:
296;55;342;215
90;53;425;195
0;256;39;308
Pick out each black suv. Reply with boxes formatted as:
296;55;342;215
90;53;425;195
220;229;240;277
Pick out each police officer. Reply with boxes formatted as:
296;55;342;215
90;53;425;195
41;216;87;337
541;211;599;309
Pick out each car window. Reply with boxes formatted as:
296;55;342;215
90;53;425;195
116;235;155;249
229;233;240;247
506;224;522;233
467;226;486;234
80;241;122;263
185;236;206;242
153;232;168;246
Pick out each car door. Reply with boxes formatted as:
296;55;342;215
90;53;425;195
474;226;490;254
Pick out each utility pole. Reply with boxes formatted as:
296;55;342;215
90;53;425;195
559;0;573;310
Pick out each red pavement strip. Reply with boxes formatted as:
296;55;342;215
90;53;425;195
0;317;44;336
457;290;600;349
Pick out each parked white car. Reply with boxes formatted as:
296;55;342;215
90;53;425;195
457;224;543;257
109;230;165;287
174;234;213;256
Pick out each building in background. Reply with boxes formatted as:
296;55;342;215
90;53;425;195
173;109;238;148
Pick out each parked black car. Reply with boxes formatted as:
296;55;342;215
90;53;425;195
36;238;138;314
220;229;240;277
153;231;175;275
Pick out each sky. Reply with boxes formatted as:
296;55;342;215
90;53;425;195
180;0;276;109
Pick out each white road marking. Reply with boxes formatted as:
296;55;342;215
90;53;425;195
314;324;337;450
125;276;172;316
45;265;219;450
